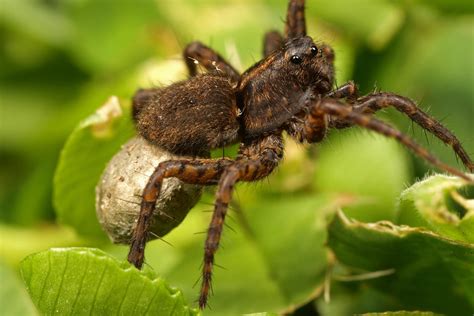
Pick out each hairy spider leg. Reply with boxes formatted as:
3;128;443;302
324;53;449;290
286;82;358;143
183;41;240;84
263;30;284;57
313;98;473;182
285;0;306;39
263;0;307;52
327;93;474;171
326;81;358;100
286;102;328;143
199;134;284;309
262;0;307;57
355;93;473;171
127;158;234;269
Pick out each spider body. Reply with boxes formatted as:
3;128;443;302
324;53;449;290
127;0;473;309
134;74;239;157
134;36;334;156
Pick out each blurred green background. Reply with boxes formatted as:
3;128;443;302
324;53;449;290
0;0;473;315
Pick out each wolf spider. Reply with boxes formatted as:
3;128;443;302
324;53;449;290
128;0;473;309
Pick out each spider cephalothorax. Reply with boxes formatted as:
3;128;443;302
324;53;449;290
127;0;473;309
238;36;335;137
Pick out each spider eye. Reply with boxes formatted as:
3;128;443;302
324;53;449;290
290;55;302;64
310;45;318;55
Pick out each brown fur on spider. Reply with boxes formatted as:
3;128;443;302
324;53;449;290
128;0;473;309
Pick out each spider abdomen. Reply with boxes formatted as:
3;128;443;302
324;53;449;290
134;74;241;156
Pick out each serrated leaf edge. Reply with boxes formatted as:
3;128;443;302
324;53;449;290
336;210;474;248
20;247;199;315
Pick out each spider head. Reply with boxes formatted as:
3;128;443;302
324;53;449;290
238;36;337;136
283;36;335;94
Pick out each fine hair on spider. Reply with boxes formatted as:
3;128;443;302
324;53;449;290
127;0;474;309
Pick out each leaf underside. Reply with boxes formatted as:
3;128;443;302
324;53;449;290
327;211;474;315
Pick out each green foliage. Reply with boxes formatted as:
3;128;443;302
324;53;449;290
53;97;135;240
398;174;474;243
20;248;199;315
0;260;37;316
327;207;474;315
314;130;410;222
1;0;473;315
361;312;441;316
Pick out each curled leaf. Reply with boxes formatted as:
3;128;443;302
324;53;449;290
397;174;474;243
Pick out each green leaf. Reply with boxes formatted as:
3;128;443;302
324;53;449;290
361;312;441;316
414;0;474;13
65;0;159;73
314;130;411;222
327;211;474;315
20;248;199;316
398;174;474;243
306;0;405;49
0;260;37;316
243;194;332;304
53;97;135;240
315;283;401;315
0;0;72;47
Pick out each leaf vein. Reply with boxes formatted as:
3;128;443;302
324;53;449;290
169;294;178;316
89;262;108;315
143;281;161;315
117;272;133;315
52;251;69;313
130;279;146;315
38;251;52;309
70;254;90;315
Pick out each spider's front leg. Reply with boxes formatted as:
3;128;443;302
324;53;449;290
309;98;473;182
259;0;306;57
285;0;306;39
127;158;234;268
329;92;474;171
199;133;284;308
183;41;240;84
262;0;306;57
326;81;358;100
263;30;283;57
